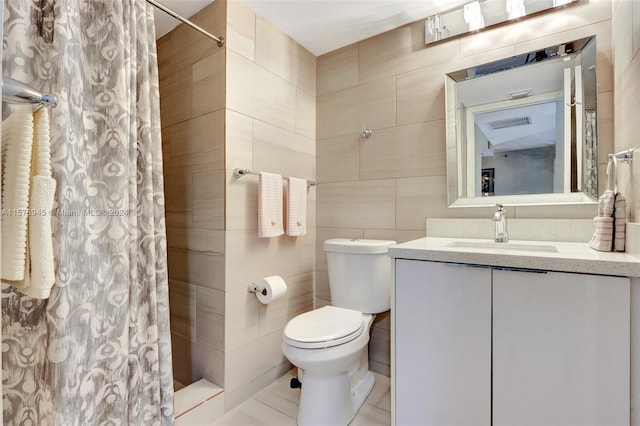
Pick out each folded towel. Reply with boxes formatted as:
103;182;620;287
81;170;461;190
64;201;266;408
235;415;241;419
3;237;32;291
286;177;307;237
1;106;34;281
613;192;626;252
589;216;614;252
598;189;615;217
258;172;284;238
24;175;56;298
2;107;57;299
25;108;56;298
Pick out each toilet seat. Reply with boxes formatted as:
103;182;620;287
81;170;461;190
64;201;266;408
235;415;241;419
284;306;365;349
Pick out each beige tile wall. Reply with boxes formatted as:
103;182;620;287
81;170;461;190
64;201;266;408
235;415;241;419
158;0;227;388
316;0;613;376
612;4;640;422
160;0;317;410
224;0;317;411
613;0;640;222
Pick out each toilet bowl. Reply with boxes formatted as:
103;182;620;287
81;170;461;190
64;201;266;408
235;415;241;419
281;239;396;426
282;306;375;426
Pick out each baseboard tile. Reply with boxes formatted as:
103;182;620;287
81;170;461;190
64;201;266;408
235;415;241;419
175;378;225;425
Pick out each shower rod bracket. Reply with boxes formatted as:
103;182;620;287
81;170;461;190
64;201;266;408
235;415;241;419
146;0;225;47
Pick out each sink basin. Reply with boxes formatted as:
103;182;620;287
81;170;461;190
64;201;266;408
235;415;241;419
446;241;558;253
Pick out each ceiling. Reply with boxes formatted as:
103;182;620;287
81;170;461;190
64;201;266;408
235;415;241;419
152;0;471;56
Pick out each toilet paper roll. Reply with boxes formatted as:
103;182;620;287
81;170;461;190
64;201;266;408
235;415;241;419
255;275;288;304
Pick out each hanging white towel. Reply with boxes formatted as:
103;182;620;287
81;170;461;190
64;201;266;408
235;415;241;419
613;192;626;252
1;106;34;281
2;107;57;299
258;172;284;238
286;177;307;236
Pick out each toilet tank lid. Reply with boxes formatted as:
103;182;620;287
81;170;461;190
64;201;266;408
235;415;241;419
324;238;397;254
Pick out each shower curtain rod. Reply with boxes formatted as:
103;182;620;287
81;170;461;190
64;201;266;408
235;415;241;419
1;76;57;107
146;0;225;47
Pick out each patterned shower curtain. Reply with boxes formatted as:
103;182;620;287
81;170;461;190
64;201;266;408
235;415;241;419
1;1;173;424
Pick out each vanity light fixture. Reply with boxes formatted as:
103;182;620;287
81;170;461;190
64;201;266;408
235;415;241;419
506;0;526;20
464;1;485;31
425;0;580;45
426;14;445;41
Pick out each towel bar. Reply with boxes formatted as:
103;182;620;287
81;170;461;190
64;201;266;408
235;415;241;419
2;76;57;107
233;168;318;186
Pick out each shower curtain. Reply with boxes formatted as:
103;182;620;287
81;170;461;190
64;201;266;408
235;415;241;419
2;1;173;425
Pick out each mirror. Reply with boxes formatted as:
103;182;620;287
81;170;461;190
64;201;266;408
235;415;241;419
445;36;598;207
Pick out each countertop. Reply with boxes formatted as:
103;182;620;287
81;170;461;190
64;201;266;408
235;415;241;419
389;237;640;277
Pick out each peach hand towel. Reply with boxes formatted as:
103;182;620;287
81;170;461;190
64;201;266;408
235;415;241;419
589;216;614;252
598;189;615;217
286;177;307;236
258;172;284;238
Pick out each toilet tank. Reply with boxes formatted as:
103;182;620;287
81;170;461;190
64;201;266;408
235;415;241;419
324;239;396;314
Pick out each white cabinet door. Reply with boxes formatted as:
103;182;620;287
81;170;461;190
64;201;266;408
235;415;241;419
395;260;491;426
493;269;630;426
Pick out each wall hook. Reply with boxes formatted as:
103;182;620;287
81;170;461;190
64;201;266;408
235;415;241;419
360;127;373;138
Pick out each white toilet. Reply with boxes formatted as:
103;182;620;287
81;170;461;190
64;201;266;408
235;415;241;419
282;238;396;426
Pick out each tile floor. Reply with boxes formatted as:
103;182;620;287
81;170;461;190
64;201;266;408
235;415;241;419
175;378;225;424
211;370;391;426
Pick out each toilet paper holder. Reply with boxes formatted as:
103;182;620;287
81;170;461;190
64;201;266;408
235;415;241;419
247;283;268;296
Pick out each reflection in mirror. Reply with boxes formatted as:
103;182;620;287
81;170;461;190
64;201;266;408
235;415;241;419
445;36;598;207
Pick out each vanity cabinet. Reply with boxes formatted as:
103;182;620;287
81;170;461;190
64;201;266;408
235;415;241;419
394;259;630;426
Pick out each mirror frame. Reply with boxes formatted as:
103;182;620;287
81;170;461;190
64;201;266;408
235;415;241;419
445;36;598;208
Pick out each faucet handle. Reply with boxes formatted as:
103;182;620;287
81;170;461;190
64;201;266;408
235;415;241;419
493;203;508;243
492;203;507;222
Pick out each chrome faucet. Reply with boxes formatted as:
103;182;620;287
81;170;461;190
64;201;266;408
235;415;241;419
492;204;508;243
